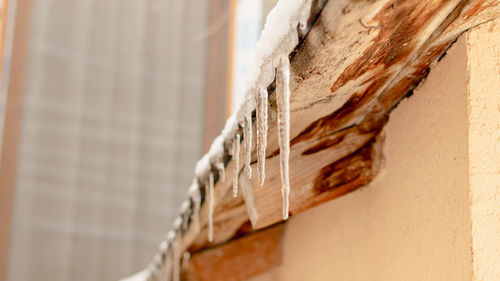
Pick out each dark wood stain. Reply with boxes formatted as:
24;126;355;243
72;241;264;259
330;0;450;93
302;133;346;155
301;116;387;155
313;138;376;194
291;76;388;146
364;41;451;120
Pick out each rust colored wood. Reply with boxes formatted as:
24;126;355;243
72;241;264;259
188;224;285;281
175;0;498;278
202;0;230;153
0;0;33;280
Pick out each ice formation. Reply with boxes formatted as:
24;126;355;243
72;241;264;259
256;87;268;186
218;164;226;182
188;182;201;234
181;251;191;270
207;173;215;242
124;0;324;279
232;134;241;197
163;246;173;281
166;231;176;281
157;241;167;279
276;56;291;220
179;200;190;231
244;114;252;179
194;154;211;179
209;135;226;182
171;219;182;281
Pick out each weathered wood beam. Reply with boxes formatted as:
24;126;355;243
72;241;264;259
187;224;285;281
177;1;498;276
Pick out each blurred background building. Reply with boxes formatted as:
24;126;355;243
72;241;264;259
0;0;276;280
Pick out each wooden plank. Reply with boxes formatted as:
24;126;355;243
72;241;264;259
0;0;33;280
187;224;285;281
177;0;498;266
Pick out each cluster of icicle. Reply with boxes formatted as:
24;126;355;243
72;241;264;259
121;1;318;280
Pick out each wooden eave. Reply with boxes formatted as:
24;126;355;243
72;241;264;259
175;0;498;280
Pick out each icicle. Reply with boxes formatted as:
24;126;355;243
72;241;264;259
156;241;167;281
173;234;181;281
243;114;252;179
165;232;176;281
232;134;241;197
164;247;173;281
151;255;160;281
216;162;225;182
179;200;190;231
276;56;291;220
171;218;183;281
188;183;201;235
181;251;191;270
147;264;156;281
207;173;214;242
256;87;268;186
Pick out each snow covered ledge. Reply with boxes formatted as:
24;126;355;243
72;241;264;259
122;0;498;280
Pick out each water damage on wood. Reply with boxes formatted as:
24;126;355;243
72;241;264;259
180;0;498;280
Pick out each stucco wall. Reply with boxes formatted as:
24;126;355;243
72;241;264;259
466;19;500;281
250;33;474;281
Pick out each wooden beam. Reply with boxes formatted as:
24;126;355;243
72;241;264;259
177;0;498;275
187;224;285;281
0;0;33;280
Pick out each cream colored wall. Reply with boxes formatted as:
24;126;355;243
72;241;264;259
250;31;477;281
466;19;500;281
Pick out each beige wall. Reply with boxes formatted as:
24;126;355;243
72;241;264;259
250;22;499;281
466;19;500;281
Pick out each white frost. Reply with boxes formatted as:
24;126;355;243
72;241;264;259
164;242;173;281
209;135;226;182
256;87;268;186
244;114;252;179
155;241;167;281
171;219;182;281
276;57;291;220
188;182;201;235
179;200;190;231
194;154;210;179
232;134;241;197
207;173;215;242
243;0;312;99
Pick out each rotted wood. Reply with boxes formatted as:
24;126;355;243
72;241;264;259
180;0;498;279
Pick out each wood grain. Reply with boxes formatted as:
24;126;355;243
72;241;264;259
180;0;498;279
